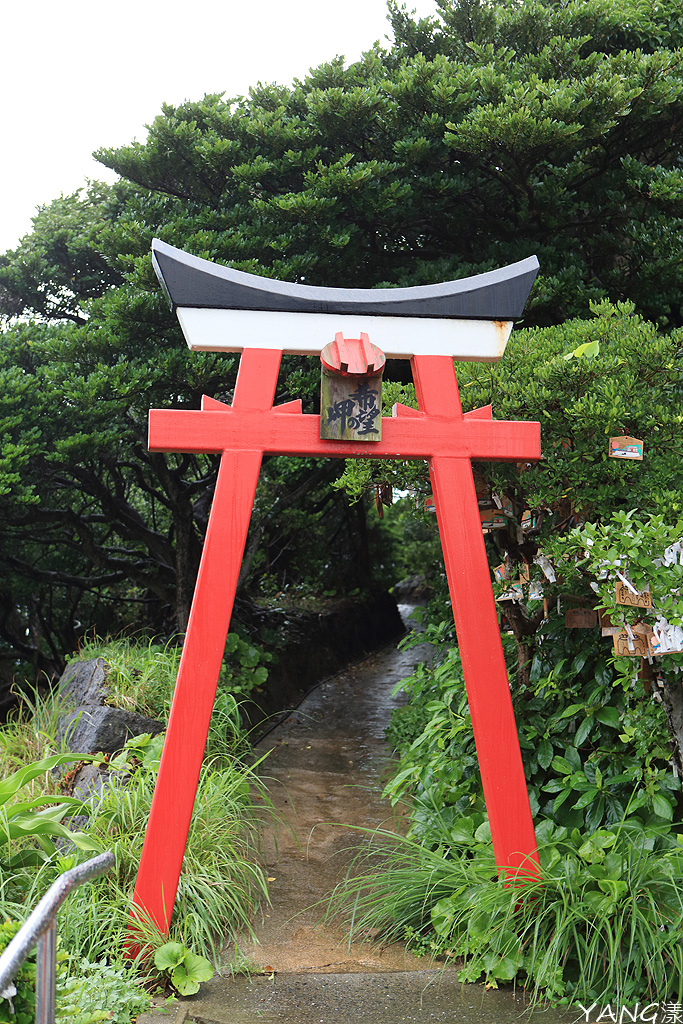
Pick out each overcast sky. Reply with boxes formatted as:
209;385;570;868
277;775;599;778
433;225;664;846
1;0;438;254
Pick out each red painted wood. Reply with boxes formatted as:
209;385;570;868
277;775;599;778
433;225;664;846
430;452;539;876
464;404;493;420
133;343;542;941
130;350;282;938
412;355;538;876
148;408;539;462
320;332;385;376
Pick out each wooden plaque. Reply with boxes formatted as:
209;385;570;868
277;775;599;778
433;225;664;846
321;372;383;441
609;436;643;460
613;630;651;657
565;608;597;629
615;582;652;608
480;508;507;530
320;334;384;442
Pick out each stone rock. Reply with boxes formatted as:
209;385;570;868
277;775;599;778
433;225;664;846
57;658;108;706
391;574;433;603
71;762;110;801
57;705;163;755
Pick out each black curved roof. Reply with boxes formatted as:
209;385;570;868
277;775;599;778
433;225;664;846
152;240;539;321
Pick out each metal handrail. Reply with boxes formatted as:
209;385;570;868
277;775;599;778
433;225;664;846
0;851;114;1024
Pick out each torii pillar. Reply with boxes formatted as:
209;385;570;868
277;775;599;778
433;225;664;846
130;241;542;936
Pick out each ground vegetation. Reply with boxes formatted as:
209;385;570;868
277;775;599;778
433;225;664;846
0;639;269;1022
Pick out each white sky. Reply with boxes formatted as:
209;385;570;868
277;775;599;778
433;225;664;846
1;0;439;255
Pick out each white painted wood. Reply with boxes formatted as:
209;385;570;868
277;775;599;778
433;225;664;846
176;307;513;362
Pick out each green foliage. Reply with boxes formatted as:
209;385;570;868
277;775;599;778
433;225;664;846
219;633;271;699
74;635;271;733
0;920;35;1024
72;639;181;722
58;958;152;1024
384;640;484;848
0;754;101;869
153;941;212;996
386;616;679;845
329;817;683;1005
0;926;135;1024
0;637;271;997
92;0;683;326
566;510;683;659
430;822;683;1004
56;750;269;964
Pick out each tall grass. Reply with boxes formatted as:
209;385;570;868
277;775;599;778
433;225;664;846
56;755;270;963
0;637;272;974
72;636;181;721
326;820;683;1005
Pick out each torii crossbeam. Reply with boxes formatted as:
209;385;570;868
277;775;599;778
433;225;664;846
131;242;542;936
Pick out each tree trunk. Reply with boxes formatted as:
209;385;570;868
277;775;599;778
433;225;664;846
501;600;545;690
658;672;683;774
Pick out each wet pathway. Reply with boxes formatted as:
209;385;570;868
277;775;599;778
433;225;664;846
162;606;577;1024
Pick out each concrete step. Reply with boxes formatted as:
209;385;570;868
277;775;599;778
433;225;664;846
138;970;577;1024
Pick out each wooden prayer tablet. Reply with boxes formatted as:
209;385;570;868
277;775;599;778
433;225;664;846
615;582;652;608
613;630;651;657
609;436;643;460
480;509;507;531
565;608;597;628
320;334;384;442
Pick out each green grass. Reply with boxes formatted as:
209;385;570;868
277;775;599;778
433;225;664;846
71;636;182;721
56;754;270;964
0;635;273;1013
325;819;683;1006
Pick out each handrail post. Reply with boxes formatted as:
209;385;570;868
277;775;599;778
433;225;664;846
36;921;57;1024
0;851;114;1024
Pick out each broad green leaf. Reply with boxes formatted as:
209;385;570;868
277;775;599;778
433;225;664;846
551;756;574;775
181;952;213;985
537;738;553;769
652;793;674;820
574;716;593;747
154;942;186;971
0;753;96;805
598;879;628;899
171;963;201;996
595;708;621;729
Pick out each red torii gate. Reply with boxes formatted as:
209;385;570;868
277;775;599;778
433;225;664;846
131;242;542;936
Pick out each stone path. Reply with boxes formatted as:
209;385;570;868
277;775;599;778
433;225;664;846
227;618;431;976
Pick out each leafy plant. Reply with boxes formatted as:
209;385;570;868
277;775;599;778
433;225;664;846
328;816;683;1005
58;958;153;1023
218;633;271;700
153;941;212;996
0;920;35;1024
0;754;101;869
0;926;130;1024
